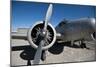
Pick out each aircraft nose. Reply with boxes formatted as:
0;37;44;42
91;18;95;24
90;18;96;31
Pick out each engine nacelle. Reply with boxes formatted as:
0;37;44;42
27;21;56;50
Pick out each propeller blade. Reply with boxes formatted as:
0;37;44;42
33;4;53;64
33;40;45;64
44;4;53;31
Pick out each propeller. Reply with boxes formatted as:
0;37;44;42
33;39;44;64
43;4;53;33
33;4;53;64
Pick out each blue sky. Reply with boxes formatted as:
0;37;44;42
11;1;96;31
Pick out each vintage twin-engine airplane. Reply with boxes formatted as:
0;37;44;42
11;4;96;64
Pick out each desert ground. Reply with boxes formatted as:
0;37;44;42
11;39;96;66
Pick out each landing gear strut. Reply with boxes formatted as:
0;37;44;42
79;40;87;48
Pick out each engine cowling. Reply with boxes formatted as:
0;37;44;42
27;21;56;50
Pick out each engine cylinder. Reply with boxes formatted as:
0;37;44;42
27;21;56;50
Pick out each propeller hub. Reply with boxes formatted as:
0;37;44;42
42;30;46;36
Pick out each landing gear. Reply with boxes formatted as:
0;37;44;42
79;40;87;48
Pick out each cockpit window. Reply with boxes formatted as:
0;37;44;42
58;22;66;27
58;20;68;27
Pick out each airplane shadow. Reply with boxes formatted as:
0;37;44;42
48;42;64;54
11;42;84;66
48;41;81;54
12;45;46;66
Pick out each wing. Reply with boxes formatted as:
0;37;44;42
11;26;64;45
11;32;27;40
11;28;30;50
11;28;29;40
